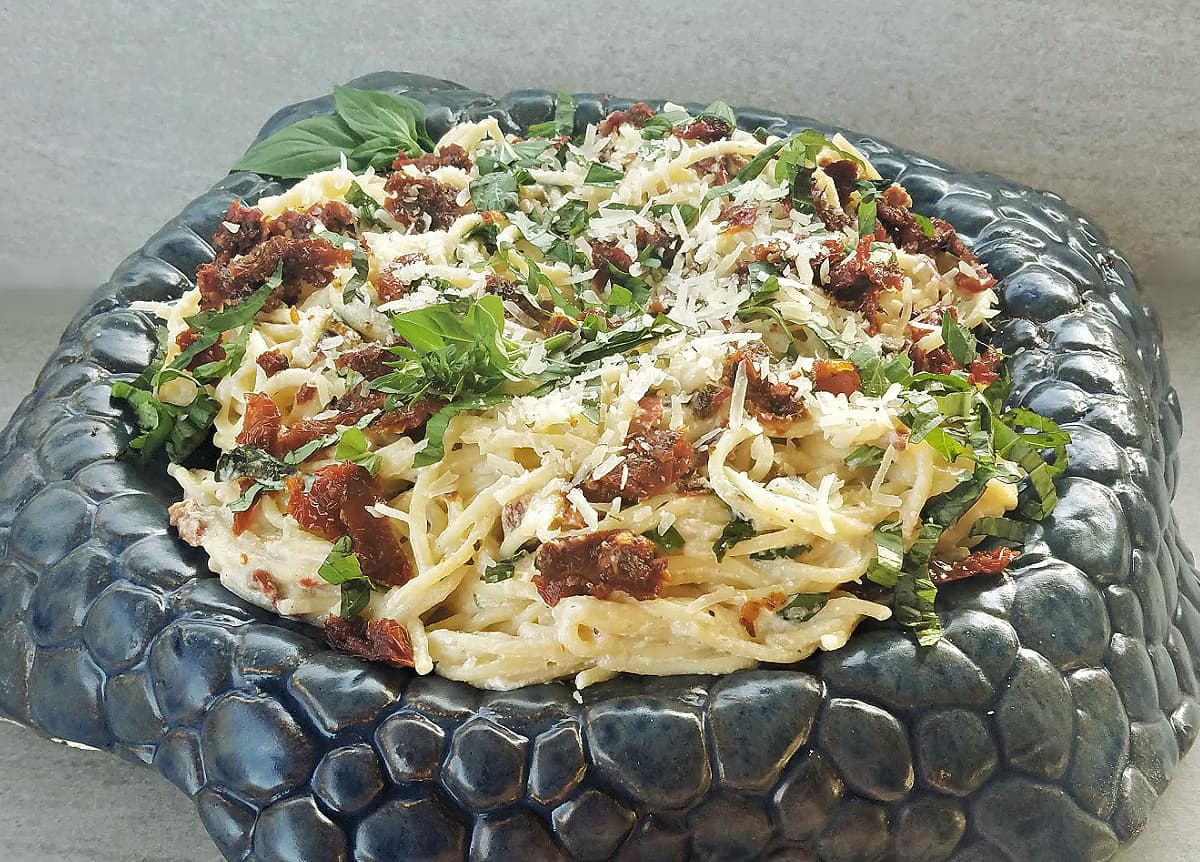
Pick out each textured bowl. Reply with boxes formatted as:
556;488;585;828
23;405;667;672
0;71;1195;862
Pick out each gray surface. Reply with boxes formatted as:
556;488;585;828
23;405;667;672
0;0;1198;859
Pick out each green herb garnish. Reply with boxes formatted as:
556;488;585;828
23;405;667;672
234;87;432;178
713;513;756;561
318;536;382;618
643;525;686;553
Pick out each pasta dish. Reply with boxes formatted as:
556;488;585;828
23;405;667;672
114;90;1066;690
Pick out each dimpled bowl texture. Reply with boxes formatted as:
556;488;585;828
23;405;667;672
0;71;1195;862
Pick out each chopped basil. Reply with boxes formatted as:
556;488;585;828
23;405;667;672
415;394;511;468
508;211;559;253
844;444;886;470
699;100;737;128
777;592;829;622
940;313;977;366
643;525;685;554
470;171;520;212
345;181;387;230
857;196;878;237
703;137;787;202
334;426;381;475
750;544;811;561
864;519;904;587
638;110;691;140
550;199;592;237
713;514;756;561
483;541;538;583
971;516;1025;542
913;212;936;238
317;536;382;618
893;522;943;645
583;162;625;186
552;91;578;137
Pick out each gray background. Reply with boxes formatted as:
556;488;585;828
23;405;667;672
0;0;1198;859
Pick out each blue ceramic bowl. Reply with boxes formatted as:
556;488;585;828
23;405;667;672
0;71;1195;862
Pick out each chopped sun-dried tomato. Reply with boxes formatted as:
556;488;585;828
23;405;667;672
324;615;416;667
597;102;657;136
255;349;289;378
384;172;464;230
580;429;694;504
175;328;227;371
287;463;412;587
968;347;1004;386
533;529;668;606
675;115;732;143
930;547;1020;584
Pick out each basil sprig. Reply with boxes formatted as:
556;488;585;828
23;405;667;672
234;86;433;179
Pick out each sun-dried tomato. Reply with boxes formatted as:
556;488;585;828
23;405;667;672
719;203;759;232
930;547;1019;584
324;615;415;667
590;240;634;289
675;115;732;143
597;102;657;136
967;347;1004;386
392;144;473;173
384;172;464;230
255;349;289;378
237;393;284;455
533;529;668;606
334;345;395;381
175;328;227;371
581;429;694;504
288;463;411;586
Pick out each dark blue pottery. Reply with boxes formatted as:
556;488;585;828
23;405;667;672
0;71;1194;862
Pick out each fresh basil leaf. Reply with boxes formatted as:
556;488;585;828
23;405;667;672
173;270;279;377
844;444;886;470
584;162;625;186
699;101;737;128
233;114;363;179
913;212;936;238
750;544;812;561
508;211;559;253
332;85;430;156
857;196;878;237
470;171;520;213
713;514;756;561
318;536;366;585
340;581;373;618
215;445;293;487
642;525;685;553
703;137;787;202
553;91;577;137
345;181;387;230
864;519;904;587
777;592;828;622
941;313;977;366
416;393;511;467
335;426;381;475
